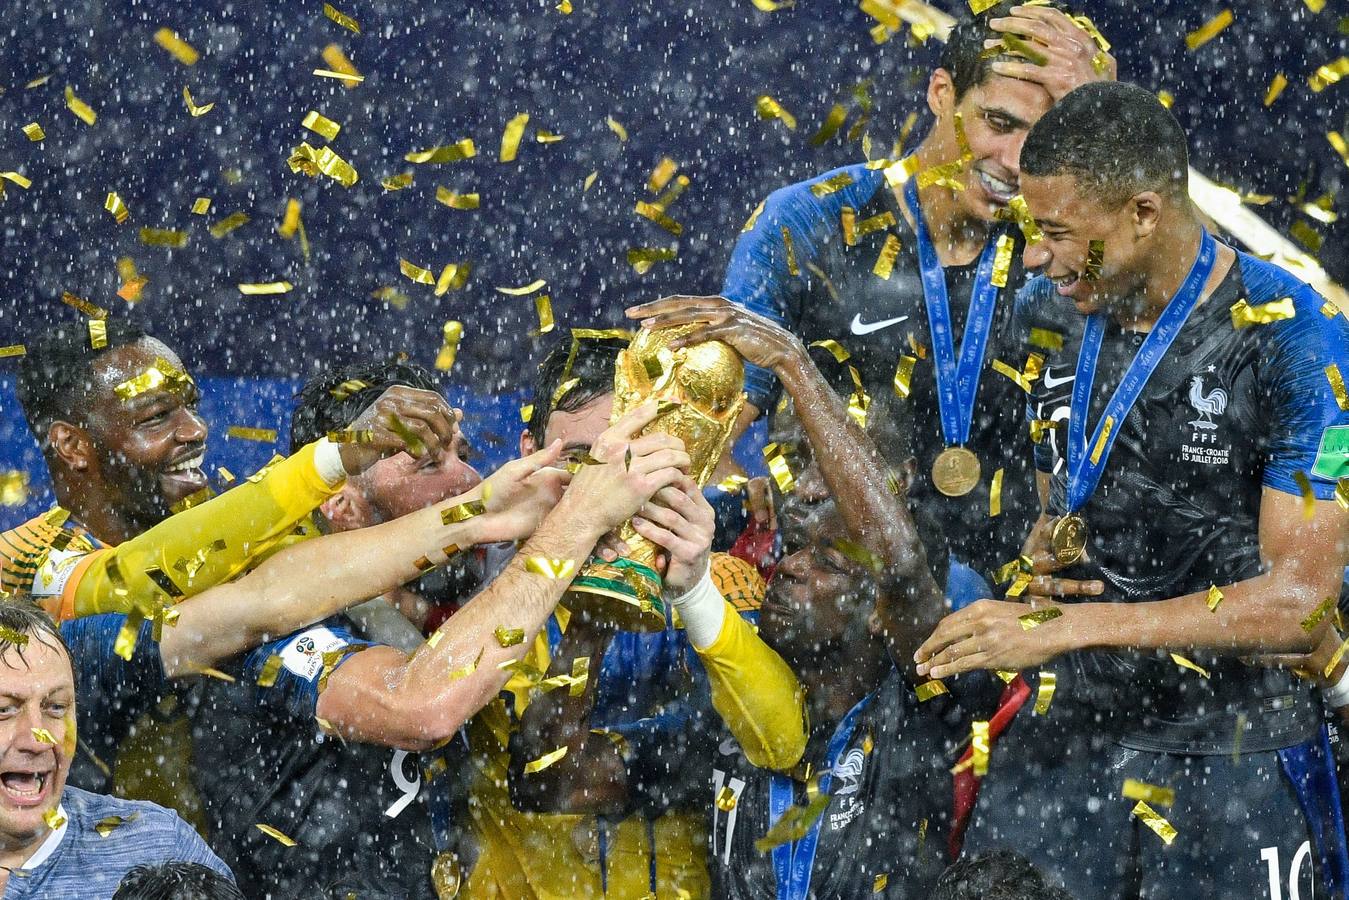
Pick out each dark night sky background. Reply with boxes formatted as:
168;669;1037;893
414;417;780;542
0;0;1345;521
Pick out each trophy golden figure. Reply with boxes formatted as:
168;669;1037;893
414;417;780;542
567;324;745;631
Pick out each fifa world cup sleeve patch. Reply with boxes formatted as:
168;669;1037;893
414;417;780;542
1312;426;1349;481
279;626;350;682
31;547;90;599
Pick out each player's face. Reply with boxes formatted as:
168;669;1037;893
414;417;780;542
940;72;1055;221
1019;173;1146;314
359;415;481;521
760;502;876;670
81;339;209;526
537;393;614;467
769;415;830;544
0;636;74;850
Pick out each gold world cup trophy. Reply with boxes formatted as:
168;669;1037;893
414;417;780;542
567;324;745;631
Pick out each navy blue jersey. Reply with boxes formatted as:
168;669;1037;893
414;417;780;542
1014;251;1349;753
723;163;1037;581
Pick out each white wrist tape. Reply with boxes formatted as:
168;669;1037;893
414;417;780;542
313;438;348;487
1324;666;1349;710
667;564;725;651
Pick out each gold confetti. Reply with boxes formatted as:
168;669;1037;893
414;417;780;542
525;557;577;579
1019;607;1062;630
558;0;573;13
0;471;28;507
494;626;525;647
1033;671;1056;715
154;28;199;65
1132;801;1177;845
277;199;302;238
435;263;470;295
916;161;965;191
811;172;855;198
915;680;948;702
1329;132;1349;168
44;808;67;830
313;67;364;83
1264;73;1288;106
810;104;848;146
496;279;546;296
400;259;435;284
1170;652;1210;678
810;338;851;363
716;786;738;812
287;142;358;187
22;122;44;141
1293;471;1317;520
93;813;138;837
1325;635;1349;678
227;426;278;442
635;201;683;235
319;43;361;85
104;192;130;224
780;226;799;276
873;873;889;893
606;115;628;142
113;610;144;661
1325;364;1349;412
755;95;797;130
971;720;990;775
255;824;297;847
382;172;414;191
627;246;677;273
763;442;796;493
534;295;555;334
112;358;192;401
1089;416;1114;465
1231;296;1296;328
88;320;107;350
990;234;1013;288
31;727;56;745
326;429;374;444
61;291;108;319
583;171;598;191
873;234;902;280
538;131;565;144
64;86;96;125
1002;195;1042;244
1310;56;1348;92
524;746;569;774
1291;220;1323;254
754;791;831;852
1185;9;1233;51
1205;584;1224;612
991;358;1032;394
232;279;292;298
386;413;427;457
989;467;1004;517
210;211;250;238
442;322;469;372
323;2;361;33
968;0;1003;12
500;112;530;162
179;85;214;116
188;197;211;216
1084;240;1105;282
1123;778;1176;808
301;110;342;142
404;140;477;165
742;199;766;233
648;157;678;193
435;187;479;210
329;378;370;400
1302;595;1337;632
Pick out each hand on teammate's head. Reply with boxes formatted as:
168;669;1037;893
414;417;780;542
338;385;461;474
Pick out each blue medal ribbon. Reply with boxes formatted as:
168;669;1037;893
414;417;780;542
903;174;1006;448
768;692;874;900
1065;230;1218;513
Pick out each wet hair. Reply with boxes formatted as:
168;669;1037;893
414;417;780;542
0;600;71;668
14;320;150;447
290;360;443;453
932;851;1074;900
526;332;630;447
1020;81;1190;207
113;862;245;900
939;3;1073;99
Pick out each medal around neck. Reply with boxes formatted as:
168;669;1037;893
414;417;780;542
567;324;745;632
1050;513;1088;565
932;446;982;497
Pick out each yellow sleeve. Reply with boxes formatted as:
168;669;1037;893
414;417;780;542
65;441;340;620
697;602;808;771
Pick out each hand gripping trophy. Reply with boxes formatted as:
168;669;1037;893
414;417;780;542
567;324;744;631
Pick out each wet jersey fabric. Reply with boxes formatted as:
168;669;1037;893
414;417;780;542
710;669;960;899
1016;254;1349;752
722;163;1037;582
63;613;449;899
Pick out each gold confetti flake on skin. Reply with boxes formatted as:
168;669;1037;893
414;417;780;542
1123;778;1176;807
635;201;683;235
915;680;948;702
43;808;67;830
209;211;249;238
1205;584;1224;612
1019;607;1062;631
1170;652;1210;678
22;122;44;141
88;320;107;350
154;28;199;65
442;322;469;372
1084;239;1105;282
323;2;361;33
500;113;530;162
287;142;358;187
525;557;577;579
255;824;297;847
990;234;1014;288
301;110;342;142
31;727;56;745
494;626;525;647
873;234;903;280
524;746;569;774
755;95;797;130
762;442;796;493
313;67;364;83
227;426;278;442
385;413;428;458
237;282;292;295
326;429;374;444
1310;57;1348;92
1302;595;1337;632
435;187;479;210
441;500;486;525
405;140;476;164
1185;9;1233;51
65;86;96;125
1132;801;1177;845
104;192;130;224
627;247;677;274
1230;296;1296;328
435;263;470;295
1003;195;1043;244
916;161;965;191
999;33;1048;67
716;786;738;812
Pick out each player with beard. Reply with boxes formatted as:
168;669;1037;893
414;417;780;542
631;297;961;898
914;82;1349;897
5;321;458;622
719;5;1114;602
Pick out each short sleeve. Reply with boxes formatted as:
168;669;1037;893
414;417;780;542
243;620;372;720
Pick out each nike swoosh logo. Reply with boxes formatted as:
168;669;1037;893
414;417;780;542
850;313;909;336
1041;371;1075;388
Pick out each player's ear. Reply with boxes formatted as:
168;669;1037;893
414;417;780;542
927;68;956;122
518;428;536;459
320;485;372;532
48;420;93;473
1129;191;1163;241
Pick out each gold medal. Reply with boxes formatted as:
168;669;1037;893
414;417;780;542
931;447;981;497
1050;514;1088;566
431;850;462;899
